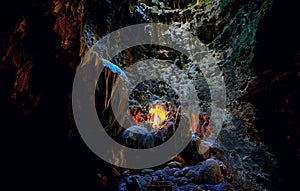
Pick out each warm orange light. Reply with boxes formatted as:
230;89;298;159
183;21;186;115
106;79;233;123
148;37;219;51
148;104;168;128
190;112;200;133
189;113;214;137
199;114;214;137
131;109;143;124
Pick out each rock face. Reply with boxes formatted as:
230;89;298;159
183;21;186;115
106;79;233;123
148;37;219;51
0;0;83;116
83;1;279;190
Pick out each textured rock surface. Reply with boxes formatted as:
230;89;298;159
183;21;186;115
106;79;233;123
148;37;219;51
117;157;228;190
194;159;223;184
0;0;83;116
1;0;299;190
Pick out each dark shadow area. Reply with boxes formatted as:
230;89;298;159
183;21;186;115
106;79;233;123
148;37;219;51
252;0;300;189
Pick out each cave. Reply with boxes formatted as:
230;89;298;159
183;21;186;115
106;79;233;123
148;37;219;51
1;0;299;190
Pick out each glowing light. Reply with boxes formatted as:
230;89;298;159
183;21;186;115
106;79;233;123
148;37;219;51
132;109;143;124
148;104;168;128
190;112;200;133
